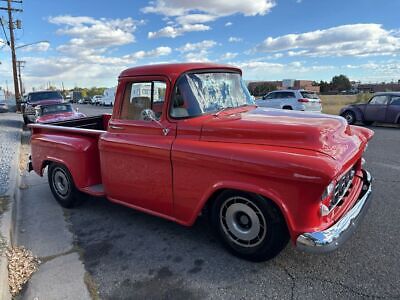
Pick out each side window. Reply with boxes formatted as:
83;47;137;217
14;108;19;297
120;81;166;121
369;95;388;105
390;96;400;105
282;92;295;98
265;92;275;99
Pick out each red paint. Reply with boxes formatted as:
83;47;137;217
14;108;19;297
28;63;374;243
36;111;86;123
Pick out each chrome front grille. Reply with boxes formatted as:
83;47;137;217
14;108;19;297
330;167;356;209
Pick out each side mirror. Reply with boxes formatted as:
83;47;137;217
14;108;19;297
141;108;156;121
75;107;79;112
141;109;169;136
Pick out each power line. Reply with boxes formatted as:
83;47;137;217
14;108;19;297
0;17;9;44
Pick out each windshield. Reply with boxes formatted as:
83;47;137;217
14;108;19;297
41;104;73;115
30;91;63;102
300;91;319;99
170;72;254;118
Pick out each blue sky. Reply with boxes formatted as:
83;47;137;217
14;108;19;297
1;0;400;90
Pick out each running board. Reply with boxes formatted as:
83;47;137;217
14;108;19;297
81;184;105;197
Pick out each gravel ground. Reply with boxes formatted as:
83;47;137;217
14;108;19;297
0;113;23;196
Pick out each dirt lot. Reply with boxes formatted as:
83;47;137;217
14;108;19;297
320;93;372;115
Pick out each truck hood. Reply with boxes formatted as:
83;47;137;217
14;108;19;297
37;112;86;123
200;107;372;161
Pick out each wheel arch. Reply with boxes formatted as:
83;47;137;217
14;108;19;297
190;182;295;238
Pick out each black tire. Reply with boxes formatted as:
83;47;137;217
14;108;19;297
362;120;374;126
341;111;356;125
282;106;292;110
211;190;289;262
23;115;29;125
47;163;83;208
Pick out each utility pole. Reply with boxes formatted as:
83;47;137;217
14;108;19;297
1;0;23;110
16;60;24;95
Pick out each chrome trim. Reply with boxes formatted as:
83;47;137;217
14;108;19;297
296;169;372;253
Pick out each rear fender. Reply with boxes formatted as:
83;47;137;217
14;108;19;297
31;134;101;189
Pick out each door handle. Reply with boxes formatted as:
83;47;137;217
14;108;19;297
109;125;124;130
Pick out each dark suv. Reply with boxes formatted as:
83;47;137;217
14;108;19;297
22;91;64;124
340;92;400;125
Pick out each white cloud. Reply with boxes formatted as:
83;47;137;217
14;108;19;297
142;0;275;17
225;22;233;27
176;40;217;52
176;40;217;62
220;52;238;60
128;46;172;60
148;24;210;39
143;0;275;38
228;37;242;43
49;15;144;48
255;24;400;57
19;42;50;52
175;14;217;25
184;50;210;62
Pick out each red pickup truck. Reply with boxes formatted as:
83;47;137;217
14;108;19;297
28;63;373;261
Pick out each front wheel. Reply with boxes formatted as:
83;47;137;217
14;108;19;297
211;190;289;262
48;163;83;208
341;111;356;125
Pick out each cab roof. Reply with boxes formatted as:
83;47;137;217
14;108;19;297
119;63;242;83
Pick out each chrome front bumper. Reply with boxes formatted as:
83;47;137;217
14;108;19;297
296;169;372;253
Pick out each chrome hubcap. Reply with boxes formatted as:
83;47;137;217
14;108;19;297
53;168;70;198
220;196;267;247
345;113;353;123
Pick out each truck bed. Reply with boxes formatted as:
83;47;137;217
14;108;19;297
44;114;111;130
28;115;111;194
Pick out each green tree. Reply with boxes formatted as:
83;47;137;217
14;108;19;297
331;75;351;92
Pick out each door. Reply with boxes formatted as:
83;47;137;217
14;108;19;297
385;95;400;123
364;95;389;122
99;77;176;216
261;92;280;108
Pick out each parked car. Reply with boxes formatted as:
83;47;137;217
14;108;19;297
28;63;373;262
0;100;9;112
91;95;103;105
256;89;322;113
101;87;116;106
34;103;86;123
22;91;64;124
340;92;400;125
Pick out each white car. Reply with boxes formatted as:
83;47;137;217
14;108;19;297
101;87;116;106
256;89;322;113
91;95;103;105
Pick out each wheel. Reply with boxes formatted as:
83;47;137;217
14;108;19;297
23;115;30;125
211;190;289;262
341;111;356;125
48;163;83;208
362;120;374;126
282;106;292;110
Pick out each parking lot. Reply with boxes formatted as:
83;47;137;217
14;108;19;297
17;104;400;299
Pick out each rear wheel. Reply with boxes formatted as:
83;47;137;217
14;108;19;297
211;190;289;262
48;163;83;208
341;111;356;125
282;106;292;110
